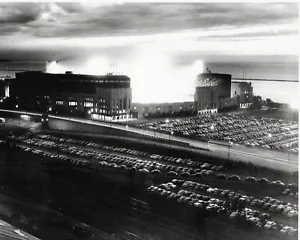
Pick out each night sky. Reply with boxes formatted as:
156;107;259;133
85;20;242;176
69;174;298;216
0;2;298;103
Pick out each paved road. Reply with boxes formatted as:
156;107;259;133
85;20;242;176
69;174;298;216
48;115;298;171
0;218;40;240
0;109;298;172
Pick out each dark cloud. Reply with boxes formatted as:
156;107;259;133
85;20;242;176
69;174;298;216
0;2;297;38
0;3;41;25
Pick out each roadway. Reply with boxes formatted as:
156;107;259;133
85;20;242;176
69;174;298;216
0;218;40;240
47;115;298;171
0;109;298;172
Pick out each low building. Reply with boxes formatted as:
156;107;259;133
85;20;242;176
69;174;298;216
219;96;240;109
132;101;196;118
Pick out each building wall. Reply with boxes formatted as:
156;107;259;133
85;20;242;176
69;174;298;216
195;86;219;111
0;80;5;98
196;73;231;99
219;95;240;108
132;101;196;118
231;82;241;98
195;73;232;113
231;82;253;107
8;71;132;119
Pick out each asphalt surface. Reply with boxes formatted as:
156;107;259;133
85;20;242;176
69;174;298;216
0;218;40;240
48;115;298;172
0;109;298;172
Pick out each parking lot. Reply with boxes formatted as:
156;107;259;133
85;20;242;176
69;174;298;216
139;113;298;153
148;179;297;238
2;131;297;239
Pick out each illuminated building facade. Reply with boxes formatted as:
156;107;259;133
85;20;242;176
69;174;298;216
195;73;232;113
8;71;132;121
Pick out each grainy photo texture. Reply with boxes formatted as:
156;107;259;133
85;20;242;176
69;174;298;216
0;2;298;240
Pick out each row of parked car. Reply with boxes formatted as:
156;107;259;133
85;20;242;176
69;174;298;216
147;179;298;238
35;134;225;171
281;189;299;199
288;148;299;154
179;180;298;218
18;145;90;167
35;134;299;186
15;134;298;188
16;136;215;176
139;114;298;151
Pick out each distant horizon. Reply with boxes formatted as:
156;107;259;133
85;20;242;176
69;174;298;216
0;2;298;105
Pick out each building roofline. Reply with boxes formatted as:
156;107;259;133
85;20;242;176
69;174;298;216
16;71;130;79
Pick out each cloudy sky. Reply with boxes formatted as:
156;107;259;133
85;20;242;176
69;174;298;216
0;2;298;103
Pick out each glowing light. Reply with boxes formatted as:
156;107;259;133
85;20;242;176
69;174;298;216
127;45;203;103
81;57;109;75
21;115;30;120
46;61;63;73
16;105;18;108
210;125;214;130
49;107;52;111
192;60;205;76
268;133;272;138
289;96;299;109
165;119;170;123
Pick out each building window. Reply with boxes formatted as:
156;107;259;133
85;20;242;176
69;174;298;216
56;100;63;105
84;97;93;101
69;101;77;106
84;102;93;107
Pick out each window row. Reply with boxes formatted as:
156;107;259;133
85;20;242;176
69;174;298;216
56;100;106;107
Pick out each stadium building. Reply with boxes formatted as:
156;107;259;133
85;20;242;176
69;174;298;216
7;71;132;121
195;73;231;114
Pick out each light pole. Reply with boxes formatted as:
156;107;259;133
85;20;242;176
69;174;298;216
267;133;272;151
210;124;215;141
169;131;174;148
268;133;272;144
124;124;128;141
228;141;233;159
